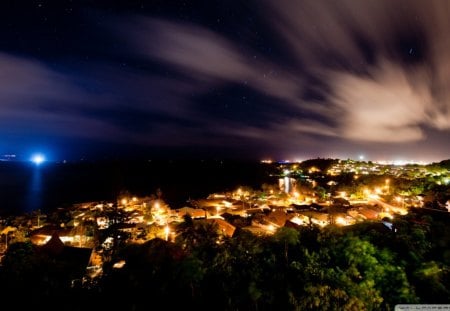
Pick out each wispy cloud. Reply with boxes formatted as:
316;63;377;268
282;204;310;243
0;53;128;141
119;1;449;151
131;18;303;99
266;0;450;142
330;60;433;142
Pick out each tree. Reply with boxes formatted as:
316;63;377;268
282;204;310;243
272;227;300;264
204;229;265;310
413;261;450;303
315;186;327;201
0;241;92;310
306;229;417;310
101;238;198;310
175;214;220;262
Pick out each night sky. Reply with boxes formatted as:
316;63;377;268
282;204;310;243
1;0;450;162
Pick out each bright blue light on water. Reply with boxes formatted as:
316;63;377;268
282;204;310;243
31;154;45;165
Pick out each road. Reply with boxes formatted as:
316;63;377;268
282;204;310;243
368;198;407;215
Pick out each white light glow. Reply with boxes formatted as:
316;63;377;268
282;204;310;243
31;154;45;165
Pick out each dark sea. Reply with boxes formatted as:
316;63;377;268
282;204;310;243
0;160;276;216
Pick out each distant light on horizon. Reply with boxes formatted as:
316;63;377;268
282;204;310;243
374;159;432;165
260;159;273;164
31;154;45;165
273;155;435;165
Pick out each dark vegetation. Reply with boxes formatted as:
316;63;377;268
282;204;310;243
1;209;449;311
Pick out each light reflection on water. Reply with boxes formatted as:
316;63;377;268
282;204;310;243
1;160;270;216
26;165;43;213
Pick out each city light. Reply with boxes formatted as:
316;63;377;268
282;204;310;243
164;225;170;241
336;217;346;226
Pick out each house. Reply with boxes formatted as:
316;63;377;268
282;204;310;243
357;206;379;220
264;210;289;228
38;232;94;285
204;218;236;237
242;225;271;236
30;225;73;245
175;207;209;219
298;211;329;227
30;224;93;247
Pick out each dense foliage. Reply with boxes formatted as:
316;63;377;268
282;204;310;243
1;210;449;310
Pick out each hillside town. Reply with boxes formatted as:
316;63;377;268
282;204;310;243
1;158;449;288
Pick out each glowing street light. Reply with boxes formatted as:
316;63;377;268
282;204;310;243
363;188;370;197
336;217;346;226
154;202;160;211
396;196;405;209
164;225;170;241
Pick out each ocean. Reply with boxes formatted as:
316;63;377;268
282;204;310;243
0;159;276;216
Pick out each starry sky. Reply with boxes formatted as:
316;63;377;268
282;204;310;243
1;0;450;162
